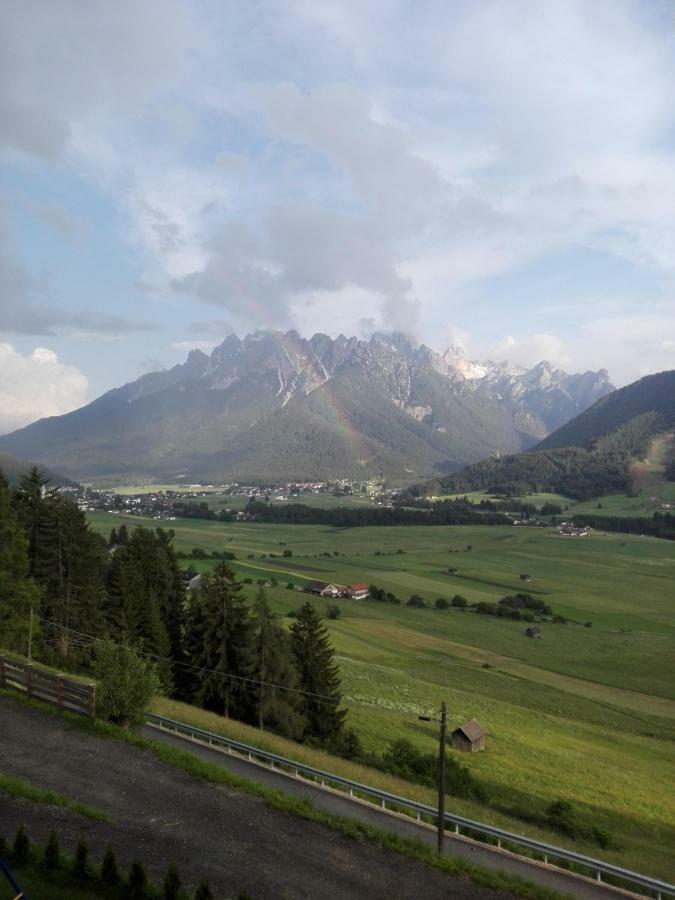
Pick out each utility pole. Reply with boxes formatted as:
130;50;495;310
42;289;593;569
419;700;447;853
438;701;447;853
27;604;34;665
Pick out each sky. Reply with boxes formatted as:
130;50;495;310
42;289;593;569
1;0;675;433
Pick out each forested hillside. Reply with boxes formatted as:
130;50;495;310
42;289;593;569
417;370;675;500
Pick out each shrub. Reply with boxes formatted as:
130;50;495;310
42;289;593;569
381;739;484;800
326;604;341;620
163;861;182;900
101;846;120;886
73;839;89;881
43;831;60;869
195;882;214;900
406;594;426;608
451;594;468;608
286;582;295;590
546;799;611;847
282;548;293;557
447;567;458;575
93;640;161;728
243;577;253;584
13;824;30;864
128;860;148;899
585;621;593;627
222;550;236;560
435;597;450;610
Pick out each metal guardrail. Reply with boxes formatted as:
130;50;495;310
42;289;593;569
146;713;674;899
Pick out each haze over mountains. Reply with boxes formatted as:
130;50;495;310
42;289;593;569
0;330;613;483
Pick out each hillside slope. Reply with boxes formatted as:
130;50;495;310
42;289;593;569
0;330;612;483
418;369;675;500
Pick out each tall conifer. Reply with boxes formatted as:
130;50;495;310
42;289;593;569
290;602;345;741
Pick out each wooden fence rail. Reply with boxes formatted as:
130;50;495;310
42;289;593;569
0;655;95;719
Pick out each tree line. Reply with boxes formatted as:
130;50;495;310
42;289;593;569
0;468;349;750
241;499;512;527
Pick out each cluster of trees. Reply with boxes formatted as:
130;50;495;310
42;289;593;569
573;512;675;541
0;468;351;751
476;592;553;620
244;499;512;527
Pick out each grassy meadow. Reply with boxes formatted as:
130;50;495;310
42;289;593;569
88;510;675;879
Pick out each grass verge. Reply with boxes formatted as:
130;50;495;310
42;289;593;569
0;773;109;822
0;689;567;900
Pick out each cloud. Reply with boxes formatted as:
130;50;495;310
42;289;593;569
34;203;87;239
0;0;198;160
0;343;88;433
175;203;417;332
0;207;154;336
170;340;216;353
487;333;574;370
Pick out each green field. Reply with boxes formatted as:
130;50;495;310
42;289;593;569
88;510;675;879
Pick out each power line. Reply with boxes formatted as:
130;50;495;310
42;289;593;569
36;616;343;707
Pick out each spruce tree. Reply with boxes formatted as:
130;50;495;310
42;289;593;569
109;527;118;548
117;524;129;545
128;859;147;898
162;861;182;899
73;839;89;880
43;831;60;869
251;588;305;738
191;562;254;718
12;824;30;864
101;846;120;885
0;473;40;655
290;602;345;742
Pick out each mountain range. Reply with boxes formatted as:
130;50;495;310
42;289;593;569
0;330;613;483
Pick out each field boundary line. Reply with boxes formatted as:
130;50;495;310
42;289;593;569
146;712;674;899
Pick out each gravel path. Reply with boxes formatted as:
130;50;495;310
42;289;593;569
0;696;517;900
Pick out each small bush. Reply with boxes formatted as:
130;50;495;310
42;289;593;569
101;846;120;886
286;582;295;590
13;824;30;864
451;594;468;608
128;860;148;899
163;861;182;900
282;548;293;557
195;882;214;900
43;831;60;869
406;594;426;608
326;604;341;619
434;597;449;610
93;640;160;728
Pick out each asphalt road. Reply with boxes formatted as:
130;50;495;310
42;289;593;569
142;724;629;900
0;696;517;900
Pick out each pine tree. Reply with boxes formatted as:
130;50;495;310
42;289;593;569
73;839;89;880
162;861;182;900
43;831;60;869
190;562;254;718
251;587;305;738
108;527;118;548
290;602;345;742
128;859;147;898
117;523;129;545
12;824;30;864
0;473;40;655
101;846;120;885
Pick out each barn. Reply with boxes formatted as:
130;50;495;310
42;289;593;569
450;719;485;753
525;625;542;638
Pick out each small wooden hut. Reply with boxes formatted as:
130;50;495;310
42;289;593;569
450;719;485;753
